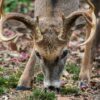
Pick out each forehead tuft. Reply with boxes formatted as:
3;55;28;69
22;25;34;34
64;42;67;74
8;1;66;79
38;17;63;31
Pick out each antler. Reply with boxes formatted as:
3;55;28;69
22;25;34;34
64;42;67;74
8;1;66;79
86;0;95;11
58;10;90;41
0;0;17;41
58;0;96;46
0;0;38;41
0;0;4;17
79;0;96;46
0;13;37;41
79;11;96;46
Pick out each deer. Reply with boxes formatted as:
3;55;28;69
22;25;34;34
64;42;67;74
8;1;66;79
80;0;100;17
0;0;96;91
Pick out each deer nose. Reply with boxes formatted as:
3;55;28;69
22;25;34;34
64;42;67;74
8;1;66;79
45;86;60;93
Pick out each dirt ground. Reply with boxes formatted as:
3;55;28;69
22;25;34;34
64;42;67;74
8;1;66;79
0;18;100;100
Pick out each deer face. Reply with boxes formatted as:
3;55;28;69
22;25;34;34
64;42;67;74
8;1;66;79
34;41;68;88
33;17;70;88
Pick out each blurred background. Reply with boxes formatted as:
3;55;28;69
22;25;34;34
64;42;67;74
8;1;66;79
4;0;100;18
4;0;35;17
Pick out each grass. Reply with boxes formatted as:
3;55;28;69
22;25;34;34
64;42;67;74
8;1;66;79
0;67;5;72
0;72;21;88
0;87;8;95
0;63;81;98
0;67;21;95
65;63;80;81
27;88;56;100
35;73;44;83
7;73;21;88
60;86;79;95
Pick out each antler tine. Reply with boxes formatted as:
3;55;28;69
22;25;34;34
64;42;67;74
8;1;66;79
58;10;92;41
86;0;95;11
0;12;36;41
0;0;15;41
0;0;4;18
59;0;96;46
0;0;36;41
0;0;17;41
79;0;96;46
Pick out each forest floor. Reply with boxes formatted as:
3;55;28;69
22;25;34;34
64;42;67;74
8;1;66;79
0;19;100;100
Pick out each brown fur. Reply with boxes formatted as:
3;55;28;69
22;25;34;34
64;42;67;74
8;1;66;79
18;0;96;88
0;0;97;89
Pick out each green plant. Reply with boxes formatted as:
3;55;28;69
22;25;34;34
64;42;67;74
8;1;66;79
65;63;80;80
66;63;80;74
0;77;7;86
0;68;21;95
0;87;5;95
72;74;79;81
4;0;32;13
27;88;56;100
0;67;5;71
60;86;79;95
35;73;44;83
0;87;8;95
7;75;19;88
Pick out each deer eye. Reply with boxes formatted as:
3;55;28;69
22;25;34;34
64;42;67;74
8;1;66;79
61;50;68;59
35;51;41;59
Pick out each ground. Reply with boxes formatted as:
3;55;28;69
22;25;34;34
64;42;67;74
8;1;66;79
0;19;100;100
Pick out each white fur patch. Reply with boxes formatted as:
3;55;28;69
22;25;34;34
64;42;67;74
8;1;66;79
44;80;61;88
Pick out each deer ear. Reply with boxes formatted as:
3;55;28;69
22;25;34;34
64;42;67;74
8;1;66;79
0;0;4;18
